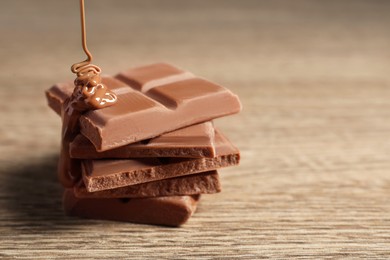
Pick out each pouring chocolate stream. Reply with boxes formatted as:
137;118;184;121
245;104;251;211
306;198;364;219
58;0;117;187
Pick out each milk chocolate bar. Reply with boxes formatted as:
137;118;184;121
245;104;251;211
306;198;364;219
46;81;216;158
79;63;241;151
82;129;239;192
70;122;215;158
63;189;199;227
74;170;220;198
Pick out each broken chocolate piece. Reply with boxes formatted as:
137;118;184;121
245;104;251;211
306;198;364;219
63;189;200;227
46;81;216;158
78;63;241;151
74;170;221;198
70;122;215;158
82;129;239;192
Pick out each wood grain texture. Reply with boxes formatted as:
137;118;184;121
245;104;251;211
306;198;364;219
1;0;390;258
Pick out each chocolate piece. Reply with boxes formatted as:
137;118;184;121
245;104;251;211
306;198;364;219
70;122;215;158
82;129;239;192
46;80;216;158
79;63;241;151
46;81;73;116
63;189;200;227
74;170;221;198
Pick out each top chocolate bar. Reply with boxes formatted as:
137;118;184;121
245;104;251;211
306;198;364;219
51;63;241;151
45;80;217;158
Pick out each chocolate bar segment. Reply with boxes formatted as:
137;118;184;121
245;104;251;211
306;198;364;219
82;130;239;192
79;63;241;151
115;62;194;92
74;171;221;198
70;122;215;158
46;82;216;158
63;189;199;227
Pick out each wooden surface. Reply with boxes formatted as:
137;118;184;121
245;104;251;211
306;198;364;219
1;0;390;258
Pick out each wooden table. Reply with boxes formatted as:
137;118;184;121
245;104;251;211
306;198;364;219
1;0;390;258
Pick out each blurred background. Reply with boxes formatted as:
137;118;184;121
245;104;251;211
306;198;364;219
1;0;389;162
1;0;390;258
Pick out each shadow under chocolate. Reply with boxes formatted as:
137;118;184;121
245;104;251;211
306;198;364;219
1;154;86;233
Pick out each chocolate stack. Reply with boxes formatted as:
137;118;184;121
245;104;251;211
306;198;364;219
46;63;241;226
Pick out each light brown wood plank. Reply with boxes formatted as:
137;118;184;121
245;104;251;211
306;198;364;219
1;0;390;258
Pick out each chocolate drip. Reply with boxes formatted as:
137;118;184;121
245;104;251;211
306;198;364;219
58;0;117;187
70;0;117;111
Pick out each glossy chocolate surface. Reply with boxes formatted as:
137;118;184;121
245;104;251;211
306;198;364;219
46;78;217;158
77;63;241;151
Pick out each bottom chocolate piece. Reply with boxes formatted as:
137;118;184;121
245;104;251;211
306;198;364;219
63;189;200;227
74;171;221;199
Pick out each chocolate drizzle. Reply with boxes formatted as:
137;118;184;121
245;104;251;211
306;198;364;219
58;0;117;187
70;0;117;111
